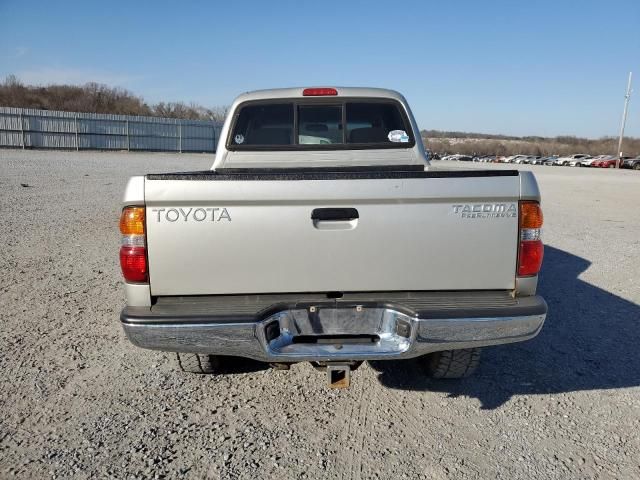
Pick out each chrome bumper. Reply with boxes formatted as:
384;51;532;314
120;293;547;362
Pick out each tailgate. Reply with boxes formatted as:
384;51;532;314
144;169;521;296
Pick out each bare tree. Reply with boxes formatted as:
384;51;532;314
0;76;228;122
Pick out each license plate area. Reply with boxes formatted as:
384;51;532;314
290;306;386;335
258;307;415;359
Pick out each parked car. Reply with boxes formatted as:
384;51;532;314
555;154;590;166
118;86;547;387
593;156;631;168
541;156;558;166
580;155;608;167
621;156;640;170
528;156;545;165
569;155;592;167
444;154;473;162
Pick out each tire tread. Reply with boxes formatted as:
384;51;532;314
176;353;220;374
426;348;481;379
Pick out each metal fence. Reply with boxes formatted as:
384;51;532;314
0;107;223;153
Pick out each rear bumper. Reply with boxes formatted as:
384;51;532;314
120;292;547;362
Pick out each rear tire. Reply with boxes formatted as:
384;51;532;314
423;348;481;379
177;353;222;374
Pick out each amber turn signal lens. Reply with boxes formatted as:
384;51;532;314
520;201;543;229
120;207;145;235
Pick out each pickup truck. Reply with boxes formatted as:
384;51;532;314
119;87;547;388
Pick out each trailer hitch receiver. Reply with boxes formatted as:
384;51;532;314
327;363;351;388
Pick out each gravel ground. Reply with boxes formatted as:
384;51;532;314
1;150;639;479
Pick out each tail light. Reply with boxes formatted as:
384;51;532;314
518;201;544;276
119;206;148;283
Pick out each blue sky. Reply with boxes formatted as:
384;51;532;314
1;0;639;138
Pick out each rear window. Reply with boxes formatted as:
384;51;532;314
228;99;413;150
346;103;408;144
231;104;293;146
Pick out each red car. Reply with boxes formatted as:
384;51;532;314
592;156;631;168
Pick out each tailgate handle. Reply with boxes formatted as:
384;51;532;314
311;208;359;222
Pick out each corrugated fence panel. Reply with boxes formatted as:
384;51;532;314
0;106;222;152
0;112;23;130
0;130;22;146
129;121;178;138
183;137;216;152
183;123;215;138
129;135;179;151
80;133;128;150
27;115;76;133
80;118;127;135
26;132;77;149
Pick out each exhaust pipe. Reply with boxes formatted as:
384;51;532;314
327;363;351;388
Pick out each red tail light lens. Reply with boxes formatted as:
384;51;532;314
302;87;338;96
120;246;148;283
517;201;544;277
518;240;544;276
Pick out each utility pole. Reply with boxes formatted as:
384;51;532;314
616;72;632;168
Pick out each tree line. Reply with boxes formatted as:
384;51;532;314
0;75;228;122
422;132;640;157
2;75;637;155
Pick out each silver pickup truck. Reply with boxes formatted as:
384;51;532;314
119;87;547;387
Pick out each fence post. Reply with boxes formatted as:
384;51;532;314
74;115;79;151
126;119;130;151
19;111;25;149
178;122;183;153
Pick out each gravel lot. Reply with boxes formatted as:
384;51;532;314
1;150;639;479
